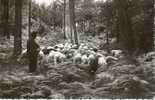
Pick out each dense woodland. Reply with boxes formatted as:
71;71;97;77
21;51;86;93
0;0;155;99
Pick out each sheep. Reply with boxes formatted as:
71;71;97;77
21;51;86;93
88;54;98;74
96;53;107;66
45;50;66;65
105;56;118;65
47;46;54;50
38;50;44;59
83;45;89;50
18;47;48;64
17;49;28;62
71;44;78;49
98;56;107;66
53;51;66;65
63;49;75;59
88;50;96;55
106;56;118;61
81;54;88;64
38;50;51;74
79;43;85;50
55;44;64;49
54;44;64;51
47;50;56;63
111;50;122;58
88;54;95;65
64;43;72;50
38;49;49;65
73;52;82;64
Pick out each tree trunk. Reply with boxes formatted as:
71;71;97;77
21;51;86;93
65;0;71;41
28;0;31;38
53;3;56;32
154;0;155;49
69;0;78;45
115;0;135;54
2;0;9;38
116;19;120;43
14;0;22;57
63;0;66;39
65;0;79;45
140;0;154;52
0;0;2;36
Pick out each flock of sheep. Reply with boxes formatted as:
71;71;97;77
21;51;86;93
18;42;122;72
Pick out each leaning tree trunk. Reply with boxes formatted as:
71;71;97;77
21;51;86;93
115;0;135;54
14;0;22;57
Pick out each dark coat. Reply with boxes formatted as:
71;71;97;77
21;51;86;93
27;39;40;59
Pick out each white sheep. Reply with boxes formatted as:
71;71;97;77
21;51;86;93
64;43;72;50
81;54;88;64
47;46;54;50
73;52;82;64
48;50;56;63
98;56;107;66
44;50;66;65
39;50;44;58
17;49;27;62
53;51;66;65
55;44;64;49
88;54;95;65
79;43;85;50
111;50;122;58
96;53;107;66
39;52;49;66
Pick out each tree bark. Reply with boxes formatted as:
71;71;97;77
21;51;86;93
140;0;154;52
69;0;78;45
2;0;9;38
53;3;56;32
28;0;31;38
115;0;135;54
63;0;66;39
14;0;22;57
65;0;71;41
65;0;79;45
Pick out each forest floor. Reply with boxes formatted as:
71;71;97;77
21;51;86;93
0;33;155;99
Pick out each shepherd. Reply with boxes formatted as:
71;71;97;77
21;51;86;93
27;31;40;73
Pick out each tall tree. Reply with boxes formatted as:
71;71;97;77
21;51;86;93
63;0;66;39
65;0;78;45
14;0;22;57
139;0;154;52
0;0;2;34
69;0;78;45
29;0;31;37
65;0;70;41
2;0;9;38
128;0;154;54
52;2;57;31
115;0;135;54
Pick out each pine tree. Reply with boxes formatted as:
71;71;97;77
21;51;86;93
2;0;9;38
65;0;79;45
115;0;135;54
14;0;22;57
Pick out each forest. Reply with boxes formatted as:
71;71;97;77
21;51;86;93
0;0;155;99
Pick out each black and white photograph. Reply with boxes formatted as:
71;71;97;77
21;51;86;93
0;0;154;99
